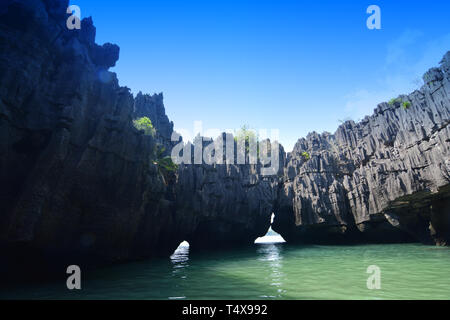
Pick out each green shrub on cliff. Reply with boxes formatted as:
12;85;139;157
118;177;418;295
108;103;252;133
301;151;310;161
157;156;178;172
402;101;411;110
388;98;402;105
153;146;178;185
234;125;259;155
154;146;178;171
234;125;258;144
133;117;155;136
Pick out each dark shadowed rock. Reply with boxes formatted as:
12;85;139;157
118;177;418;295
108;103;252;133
0;0;449;280
133;92;174;148
0;0;278;275
0;0;181;272
273;51;450;245
173;134;285;251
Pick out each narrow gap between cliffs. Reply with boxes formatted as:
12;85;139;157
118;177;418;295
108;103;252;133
255;213;286;244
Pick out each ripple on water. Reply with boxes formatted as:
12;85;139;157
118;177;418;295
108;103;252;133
1;243;449;299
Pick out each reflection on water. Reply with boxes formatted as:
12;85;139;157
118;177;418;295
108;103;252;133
169;241;190;300
257;244;285;298
1;243;450;300
168;237;288;299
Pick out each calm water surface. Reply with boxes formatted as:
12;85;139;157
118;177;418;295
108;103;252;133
2;237;450;299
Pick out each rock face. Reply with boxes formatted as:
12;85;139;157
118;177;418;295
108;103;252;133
0;0;449;276
0;0;181;270
133;92;174;149
173;134;285;251
0;0;278;272
273;52;450;245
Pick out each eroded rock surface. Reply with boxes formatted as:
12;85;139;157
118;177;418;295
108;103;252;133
173;134;285;251
273;52;450;245
0;0;278;272
0;0;181;269
0;0;449;277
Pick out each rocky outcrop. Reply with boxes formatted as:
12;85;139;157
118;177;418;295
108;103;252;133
0;0;182;271
0;0;278;273
273;52;450;245
0;0;449;277
173;134;285;251
133;92;174;149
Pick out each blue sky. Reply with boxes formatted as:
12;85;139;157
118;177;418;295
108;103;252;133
69;0;450;151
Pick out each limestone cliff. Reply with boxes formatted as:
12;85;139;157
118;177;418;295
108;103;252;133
0;0;277;271
0;0;449;275
274;53;450;245
0;0;180;269
174;134;285;251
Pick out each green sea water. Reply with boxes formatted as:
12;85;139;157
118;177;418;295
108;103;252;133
2;239;450;300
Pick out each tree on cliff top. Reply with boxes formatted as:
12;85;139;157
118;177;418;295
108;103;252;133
133;117;155;136
234;125;259;155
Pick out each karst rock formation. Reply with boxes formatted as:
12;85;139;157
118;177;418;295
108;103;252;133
0;1;449;273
